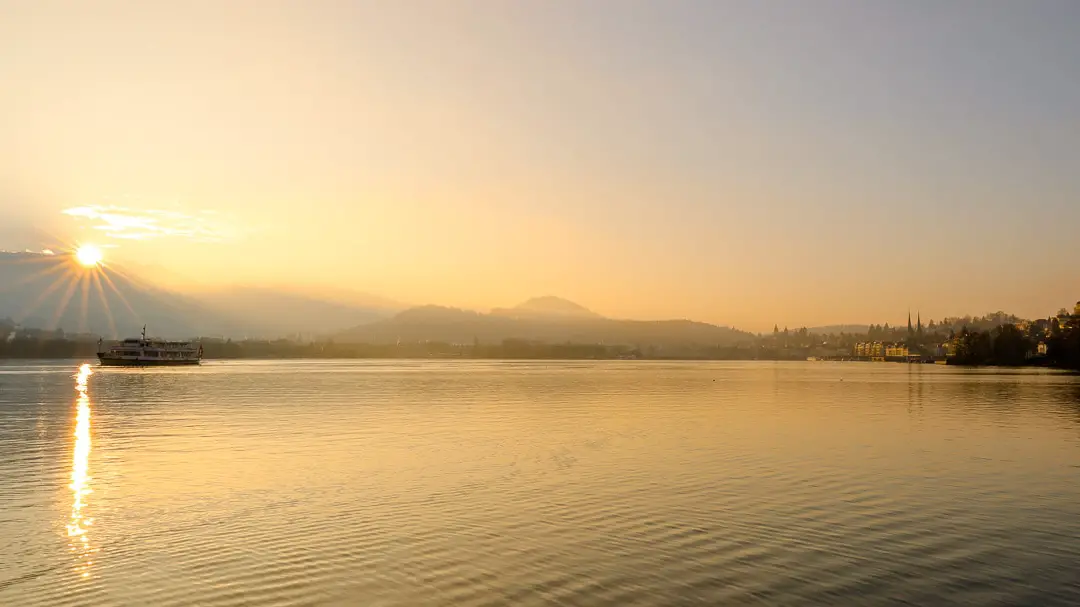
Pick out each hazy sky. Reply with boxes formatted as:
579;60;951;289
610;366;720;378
2;1;1078;331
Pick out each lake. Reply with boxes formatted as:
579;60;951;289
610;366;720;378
1;360;1079;606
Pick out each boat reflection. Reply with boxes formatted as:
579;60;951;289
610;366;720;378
67;363;95;578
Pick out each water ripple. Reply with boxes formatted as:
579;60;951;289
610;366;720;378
0;360;1078;605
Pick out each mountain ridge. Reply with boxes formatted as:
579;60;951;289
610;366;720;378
4;252;751;346
0;253;396;339
491;295;601;320
338;303;754;348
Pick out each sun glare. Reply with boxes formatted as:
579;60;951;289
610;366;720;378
75;245;104;267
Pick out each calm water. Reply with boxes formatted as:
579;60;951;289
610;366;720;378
1;360;1079;606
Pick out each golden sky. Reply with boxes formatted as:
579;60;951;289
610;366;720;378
2;1;1078;331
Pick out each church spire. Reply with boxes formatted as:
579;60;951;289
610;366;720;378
907;310;913;335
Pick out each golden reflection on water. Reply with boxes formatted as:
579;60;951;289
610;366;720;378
67;363;95;578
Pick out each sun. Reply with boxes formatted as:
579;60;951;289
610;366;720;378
75;245;104;267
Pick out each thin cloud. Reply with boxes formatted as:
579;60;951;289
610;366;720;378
62;206;230;242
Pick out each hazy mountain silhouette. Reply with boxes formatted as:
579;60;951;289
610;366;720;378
338;302;753;348
195;286;399;337
3;253;750;346
1;252;407;339
290;285;404;312
491;296;601;320
0;252;222;338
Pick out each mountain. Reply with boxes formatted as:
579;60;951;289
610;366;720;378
293;285;403;311
2;254;752;346
195;287;399;337
338;304;753;348
0;252;404;339
0;252;234;338
491;296;601;320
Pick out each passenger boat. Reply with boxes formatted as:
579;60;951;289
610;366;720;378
97;326;202;366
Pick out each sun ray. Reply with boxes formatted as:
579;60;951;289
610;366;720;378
49;272;83;331
78;272;91;334
97;267;140;326
99;262;153;292
0;257;72;294
90;271;118;339
14;267;77;324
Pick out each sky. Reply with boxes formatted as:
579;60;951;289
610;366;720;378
2;0;1078;331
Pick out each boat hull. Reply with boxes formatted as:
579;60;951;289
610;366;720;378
97;355;201;366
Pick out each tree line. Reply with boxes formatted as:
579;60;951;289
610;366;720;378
950;320;1079;369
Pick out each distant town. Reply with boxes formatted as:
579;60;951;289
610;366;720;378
811;304;1080;368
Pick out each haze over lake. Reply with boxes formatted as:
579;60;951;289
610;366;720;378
2;360;1079;606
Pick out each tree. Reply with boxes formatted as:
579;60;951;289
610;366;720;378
991;324;1031;366
1047;315;1080;370
954;327;992;365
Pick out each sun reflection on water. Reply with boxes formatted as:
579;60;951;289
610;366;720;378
67;363;95;578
